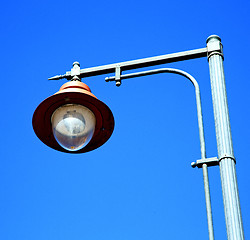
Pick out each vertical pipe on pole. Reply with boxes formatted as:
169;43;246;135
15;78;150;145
108;68;215;239
207;35;244;239
192;73;214;240
202;163;214;240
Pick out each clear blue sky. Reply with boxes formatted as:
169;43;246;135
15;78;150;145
1;0;250;239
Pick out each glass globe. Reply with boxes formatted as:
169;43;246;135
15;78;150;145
51;104;96;151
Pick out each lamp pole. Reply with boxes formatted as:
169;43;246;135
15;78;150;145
34;35;244;239
207;35;244;239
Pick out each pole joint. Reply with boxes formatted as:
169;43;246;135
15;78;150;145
206;35;224;60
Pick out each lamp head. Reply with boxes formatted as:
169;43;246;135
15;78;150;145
32;81;114;153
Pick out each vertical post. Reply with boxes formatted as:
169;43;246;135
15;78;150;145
207;35;244;239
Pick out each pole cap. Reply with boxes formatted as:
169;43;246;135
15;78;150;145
206;35;221;43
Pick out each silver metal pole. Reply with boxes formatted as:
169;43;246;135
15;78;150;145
207;35;244;239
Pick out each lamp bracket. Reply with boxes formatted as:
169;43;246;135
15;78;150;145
71;61;81;80
115;65;122;86
191;157;219;168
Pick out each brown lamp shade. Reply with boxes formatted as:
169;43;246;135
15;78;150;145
32;81;114;153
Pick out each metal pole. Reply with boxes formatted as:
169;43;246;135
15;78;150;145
207;35;244;239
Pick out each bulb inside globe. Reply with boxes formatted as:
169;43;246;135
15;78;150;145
51;104;96;151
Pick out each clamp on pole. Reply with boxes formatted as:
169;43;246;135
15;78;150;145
191;157;219;168
191;154;236;169
219;154;236;164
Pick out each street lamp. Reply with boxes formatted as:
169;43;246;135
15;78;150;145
32;35;244;239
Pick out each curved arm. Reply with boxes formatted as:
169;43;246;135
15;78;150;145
106;68;214;240
106;68;206;159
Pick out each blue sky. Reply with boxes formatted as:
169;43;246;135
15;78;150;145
1;0;250;239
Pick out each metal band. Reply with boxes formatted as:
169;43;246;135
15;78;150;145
207;52;224;60
219;154;236;164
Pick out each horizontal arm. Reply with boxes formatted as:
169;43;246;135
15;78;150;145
49;47;208;81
